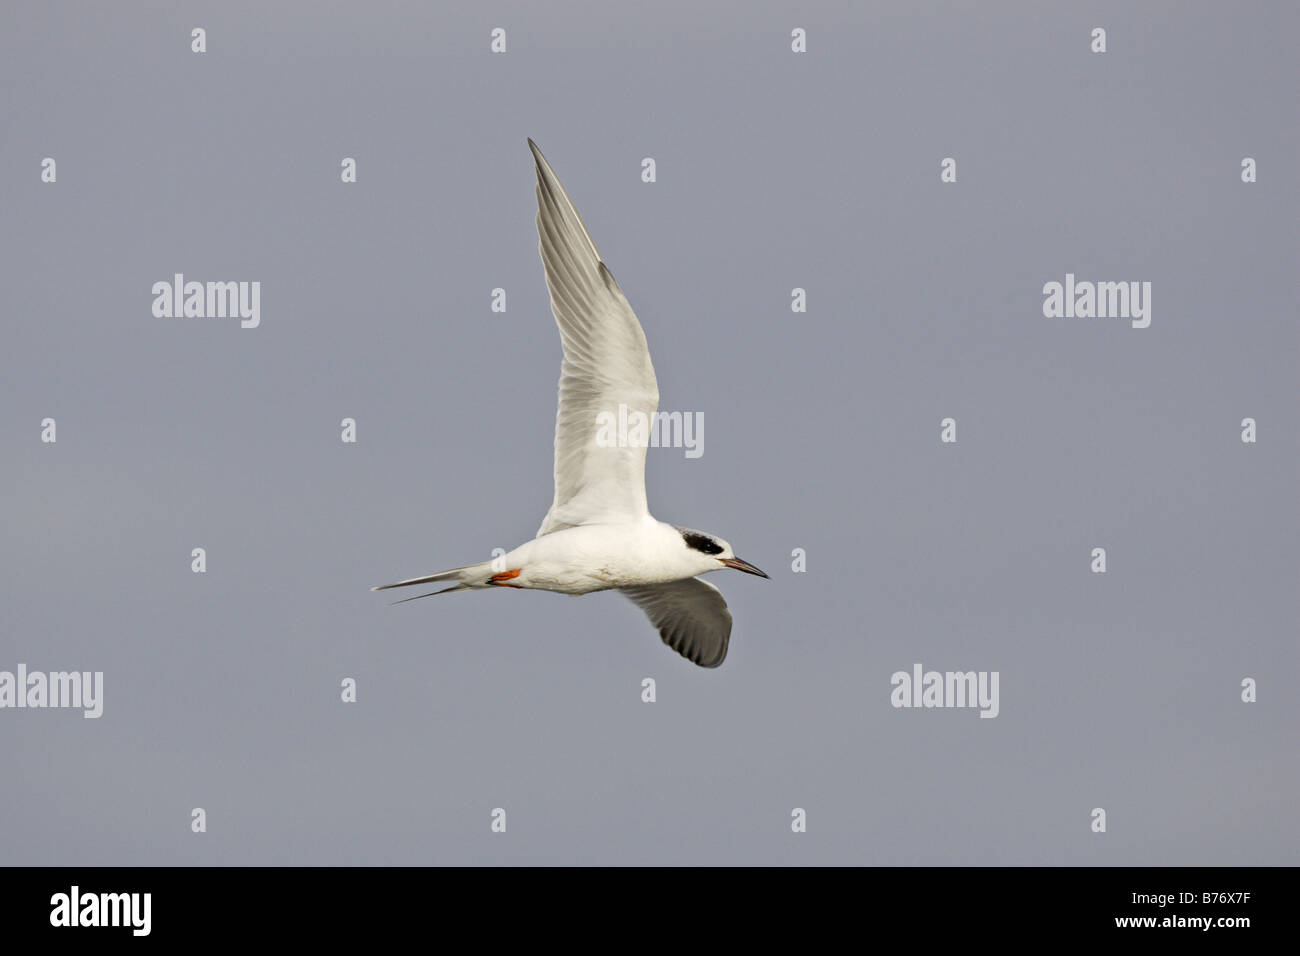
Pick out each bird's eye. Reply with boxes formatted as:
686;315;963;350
681;531;724;555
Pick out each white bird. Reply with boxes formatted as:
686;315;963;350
373;139;767;668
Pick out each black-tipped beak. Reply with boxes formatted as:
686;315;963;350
722;556;769;578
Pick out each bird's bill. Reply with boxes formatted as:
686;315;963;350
721;556;769;578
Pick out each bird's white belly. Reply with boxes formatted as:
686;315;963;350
503;522;687;594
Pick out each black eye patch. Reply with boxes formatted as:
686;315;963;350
681;531;723;555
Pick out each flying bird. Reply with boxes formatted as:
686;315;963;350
373;139;768;667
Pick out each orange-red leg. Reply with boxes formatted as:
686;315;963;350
491;568;523;588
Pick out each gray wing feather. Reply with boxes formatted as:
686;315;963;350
620;577;732;669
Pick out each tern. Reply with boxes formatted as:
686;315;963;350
373;139;768;668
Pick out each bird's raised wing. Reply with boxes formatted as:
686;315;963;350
620;577;732;669
529;139;660;537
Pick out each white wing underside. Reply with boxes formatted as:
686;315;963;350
529;140;659;537
620;577;732;668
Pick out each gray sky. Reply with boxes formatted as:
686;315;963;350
1;1;1296;865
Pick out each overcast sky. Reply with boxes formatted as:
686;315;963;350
1;1;1296;864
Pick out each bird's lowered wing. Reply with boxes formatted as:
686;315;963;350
620;577;732;669
529;139;660;537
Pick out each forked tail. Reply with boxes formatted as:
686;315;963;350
371;561;496;604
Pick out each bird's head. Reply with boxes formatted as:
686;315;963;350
675;527;769;579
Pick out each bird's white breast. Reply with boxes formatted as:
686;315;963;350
503;520;692;594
